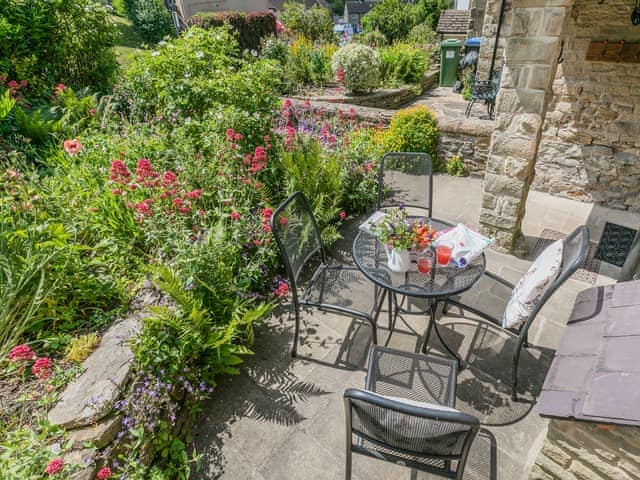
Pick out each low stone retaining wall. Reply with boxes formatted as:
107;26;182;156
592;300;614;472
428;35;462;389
530;420;640;480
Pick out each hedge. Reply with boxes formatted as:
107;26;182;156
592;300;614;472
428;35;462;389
187;11;277;52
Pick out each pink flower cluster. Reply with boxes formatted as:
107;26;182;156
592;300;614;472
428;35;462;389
109;157;204;221
45;458;64;476
7;344;53;380
260;208;273;233
0;76;28;104
97;466;112;479
63;139;83;155
273;279;289;298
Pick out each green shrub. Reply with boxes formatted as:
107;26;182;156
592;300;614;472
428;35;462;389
280;2;334;43
356;29;388;47
383;105;440;169
124;0;173;43
462;68;474;101
414;0;450;30
407;23;438;48
0;0;118;97
188;10;277;52
112;0;128;16
331;43;381;94
361;0;416;42
379;43;428;87
445;155;467;176
116;27;280;144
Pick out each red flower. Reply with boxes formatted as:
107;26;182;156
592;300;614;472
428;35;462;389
226;128;236;142
336;69;345;83
248;146;267;174
45;458;64;475
185;189;202;199
134;199;153;217
279;217;288;226
260;208;273;221
178;206;191;214
339;211;346;220
7;344;36;362
109;160;131;184
230;211;241;220
54;83;66;96
173;198;183;207
135;158;158;182
162;171;177;186
97;467;112;479
63;139;83;155
32;357;52;379
274;280;289;298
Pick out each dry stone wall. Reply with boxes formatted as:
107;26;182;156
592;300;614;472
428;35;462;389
530;419;640;480
532;0;640;212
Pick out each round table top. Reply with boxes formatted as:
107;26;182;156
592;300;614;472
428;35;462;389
352;218;487;299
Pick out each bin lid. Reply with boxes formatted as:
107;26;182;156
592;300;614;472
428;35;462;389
464;37;481;47
441;39;462;47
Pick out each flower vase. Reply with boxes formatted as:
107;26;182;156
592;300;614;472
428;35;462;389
385;246;411;273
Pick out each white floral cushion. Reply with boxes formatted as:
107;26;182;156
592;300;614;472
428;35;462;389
502;239;563;329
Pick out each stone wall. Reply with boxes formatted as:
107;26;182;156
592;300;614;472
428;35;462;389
531;0;640;212
530;419;640;480
476;0;511;80
436;119;492;176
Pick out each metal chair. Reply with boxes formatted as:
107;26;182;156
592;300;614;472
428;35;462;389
464;65;503;120
442;225;590;400
377;152;434;218
344;345;479;480
271;191;387;357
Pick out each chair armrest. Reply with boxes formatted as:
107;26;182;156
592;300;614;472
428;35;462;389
484;270;515;290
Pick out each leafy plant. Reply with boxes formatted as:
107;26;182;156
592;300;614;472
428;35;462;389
379;43;428;87
356;29;387;47
446;155;467;176
0;89;15;120
383;105;440;169
331;43;381;94
124;0;173;43
188;11;277;52
280;2;334;42
361;0;417;42
64;333;101;363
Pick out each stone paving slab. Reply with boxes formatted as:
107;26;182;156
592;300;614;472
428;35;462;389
191;176;639;479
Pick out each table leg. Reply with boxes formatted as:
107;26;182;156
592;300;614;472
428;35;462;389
421;299;462;369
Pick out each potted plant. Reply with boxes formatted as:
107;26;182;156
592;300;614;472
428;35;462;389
371;207;437;272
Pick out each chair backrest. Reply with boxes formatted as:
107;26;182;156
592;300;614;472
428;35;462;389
344;389;479;479
271;192;328;301
377;152;434;218
519;225;590;338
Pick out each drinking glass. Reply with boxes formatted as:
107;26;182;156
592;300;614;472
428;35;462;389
436;244;453;266
417;249;433;274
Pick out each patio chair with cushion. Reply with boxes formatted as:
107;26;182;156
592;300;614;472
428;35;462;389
441;225;590;400
271;191;388;357
344;345;479;480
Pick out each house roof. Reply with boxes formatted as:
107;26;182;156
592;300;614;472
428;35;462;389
345;1;377;14
436;9;471;34
537;280;640;427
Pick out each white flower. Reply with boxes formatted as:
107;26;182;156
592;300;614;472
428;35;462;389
151;51;160;57
195;51;204;59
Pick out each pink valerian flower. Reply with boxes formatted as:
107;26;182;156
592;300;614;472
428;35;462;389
275;19;284;33
248;146;267;174
230;211;241;220
273;280;289;298
226;128;236;142
161;171;177;187
336;68;345;83
260;208;273;222
279;217;288;226
32;357;53;379
97;467;112;479
109;160;131;185
45;458;64;475
185;189;202;199
63;139;83;155
7;344;36;362
363;162;374;172
284;125;296;151
339;211;347;220
53;83;66;96
134;199;153;217
178;206;191;214
135;158;159;185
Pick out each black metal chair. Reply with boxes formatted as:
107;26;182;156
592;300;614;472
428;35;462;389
344;345;479;480
442;225;590;400
271;191;388;357
464;65;503;120
377;152;434;217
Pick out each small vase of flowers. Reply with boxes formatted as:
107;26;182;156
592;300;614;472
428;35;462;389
371;207;437;273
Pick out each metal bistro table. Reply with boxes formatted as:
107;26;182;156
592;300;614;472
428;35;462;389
352;218;486;367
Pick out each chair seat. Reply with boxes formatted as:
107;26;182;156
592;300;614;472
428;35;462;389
300;264;380;320
446;273;511;327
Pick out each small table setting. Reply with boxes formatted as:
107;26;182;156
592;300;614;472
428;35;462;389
352;207;493;365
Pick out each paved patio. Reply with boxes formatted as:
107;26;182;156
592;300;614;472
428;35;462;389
191;176;640;480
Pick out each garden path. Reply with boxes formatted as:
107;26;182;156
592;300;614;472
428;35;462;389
191;175;639;479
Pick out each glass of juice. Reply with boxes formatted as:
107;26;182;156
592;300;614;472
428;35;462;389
417;250;433;275
436;244;453;266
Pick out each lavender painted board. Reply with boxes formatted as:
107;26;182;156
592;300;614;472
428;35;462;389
583;373;640;422
611;280;640;307
605;306;640;337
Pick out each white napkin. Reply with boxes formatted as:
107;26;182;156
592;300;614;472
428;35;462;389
434;224;493;267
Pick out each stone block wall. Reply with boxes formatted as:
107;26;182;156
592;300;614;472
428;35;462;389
532;0;640;212
476;0;511;80
530;419;640;480
437;122;492;176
